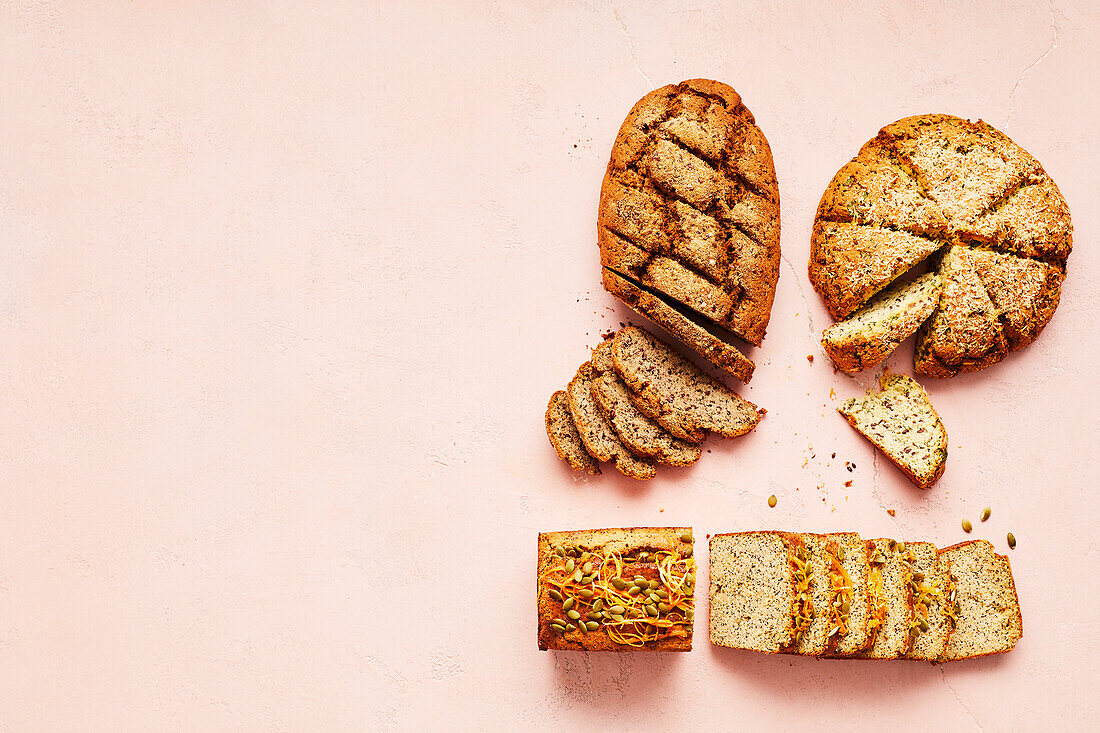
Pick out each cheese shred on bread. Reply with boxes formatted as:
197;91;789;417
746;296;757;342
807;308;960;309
939;541;1022;661
839;373;947;489
860;539;914;659
709;532;797;653
824;534;873;656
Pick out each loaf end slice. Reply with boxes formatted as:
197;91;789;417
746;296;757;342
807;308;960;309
710;531;797;653
938;540;1022;661
838;373;947;489
545;390;601;475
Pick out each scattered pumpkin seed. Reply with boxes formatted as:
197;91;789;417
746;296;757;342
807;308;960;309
548;589;563;602
896;542;906;553
645;604;658;617
611;577;627;591
551;623;566;633
962;519;972;533
627;586;642;596
611;613;625;623
981;507;991;522
1007;532;1016;549
658;602;671;613
655;590;669;599
564;558;575;574
585;621;599;632
609;605;625;615
680;530;693;543
566;609;581;620
578;589;594;599
582;562;593;574
592;599;603;613
682;546;693;558
566;623;576;631
562;597;575;612
552;618;566;627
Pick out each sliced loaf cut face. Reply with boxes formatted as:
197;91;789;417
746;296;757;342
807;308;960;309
612;327;763;441
602;267;755;382
939;541;1022;661
823;533;873;656
808;220;943;320
859;539;914;659
545;390;600;475
821;271;941;373
710;531;797;653
566;363;657;480
592;373;702;467
904;542;955;661
839;373;947;490
789;533;834;656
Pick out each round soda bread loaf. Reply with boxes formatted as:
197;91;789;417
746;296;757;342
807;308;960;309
598;79;780;351
810;114;1071;377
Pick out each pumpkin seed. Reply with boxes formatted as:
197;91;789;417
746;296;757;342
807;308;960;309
580;575;593;584
562;597;575;612
645;604;658;617
573;569;583;582
627;586;641;596
895;542;906;553
962;519;972;533
566;623;576;631
655;590;669;599
633;576;646;585
685;609;694;621
578;589;594;599
611;577;627;591
592;599;604;613
680;530;693;543
551;624;566;633
582;561;593;574
611;613;625;623
768;494;777;508
1007;532;1016;549
609;605;625;615
585;621;599;632
577;619;587;633
564;558;575;574
682;546;693;558
548;588;563;602
552;618;566;627
658;602;671;613
981;507;991;522
566;609;581;620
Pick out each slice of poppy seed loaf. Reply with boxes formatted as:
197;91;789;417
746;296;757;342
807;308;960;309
822;271;942;373
859;539;913;659
823;533;873;656
939;541;1022;661
789;533;837;656
545;390;600;475
612;327;763;441
904;542;955;661
567;362;656;480
710;531;798;653
838;373;947;489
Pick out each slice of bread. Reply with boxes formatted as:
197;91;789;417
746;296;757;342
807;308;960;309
710;531;797;653
788;533;835;656
567;362;657;480
821;271;941;373
823;533;873;656
938;540;1022;661
592;373;703;467
904;541;955;661
859;539;914;659
602;267;756;382
545;390;600;475
838;373;947;489
612;327;763;441
537;528;695;651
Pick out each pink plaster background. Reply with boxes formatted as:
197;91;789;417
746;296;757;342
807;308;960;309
1;1;1097;730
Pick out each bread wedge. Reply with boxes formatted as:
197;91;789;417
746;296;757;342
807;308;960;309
537;528;695;651
710;531;797;653
823;533;873;656
859;539;914;659
567;362;656;480
612;327;763;441
904;541;956;661
938;540;1022;661
545;390;600;475
838;373;947;489
821;271;941;373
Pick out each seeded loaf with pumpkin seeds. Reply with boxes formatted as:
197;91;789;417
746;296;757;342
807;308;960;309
602;267;755;382
938;540;1022;661
787;533;835;656
612;327;763;441
537;527;695;652
598;79;780;346
859;539;914;659
904;542;956;661
839;373;947;489
567;362;656;480
709;531;798;653
545;390;600;475
823;534;874;656
822;271;941;373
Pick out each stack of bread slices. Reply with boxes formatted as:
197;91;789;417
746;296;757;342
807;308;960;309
545;326;763;479
710;533;1021;661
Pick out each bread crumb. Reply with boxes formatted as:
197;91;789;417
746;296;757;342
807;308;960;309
887;509;896;517
806;354;814;363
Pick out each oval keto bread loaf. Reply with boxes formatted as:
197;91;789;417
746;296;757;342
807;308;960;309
598;79;780;357
811;114;1071;377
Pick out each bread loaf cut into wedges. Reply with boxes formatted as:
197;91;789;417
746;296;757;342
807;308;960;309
838;373;947;489
859;539;914;659
823;533;873;655
964;246;1064;350
545;390;600;475
537;528;695;651
592;373;703;467
904;542;956;661
788;533;834;656
821;271;941;374
939;541;1022;661
567;362;657;480
612;327;763;441
710;531;797;653
602;267;755;382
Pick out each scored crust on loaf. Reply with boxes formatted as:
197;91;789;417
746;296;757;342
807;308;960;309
811;114;1071;377
839;373;948;489
537;528;695;652
567;362;657;480
823;533;873;656
598;79;780;346
938;541;1023;661
612;327;763;441
602;267;756;382
859;539;914;659
545;390;600;475
904;542;956;661
709;531;797;653
821;270;941;373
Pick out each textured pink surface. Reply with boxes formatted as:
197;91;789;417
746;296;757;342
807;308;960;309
1;1;1098;730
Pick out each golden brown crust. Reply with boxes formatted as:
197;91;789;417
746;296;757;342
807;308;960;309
598;80;780;346
537;528;694;652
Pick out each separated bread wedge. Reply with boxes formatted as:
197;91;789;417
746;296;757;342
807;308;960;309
612;327;763;441
823;533;873;656
938;540;1022;661
710;531;798;653
545;390;600;475
821;271;941;373
567;362;656;480
838;373;947;489
859;539;914;659
904;541;956;661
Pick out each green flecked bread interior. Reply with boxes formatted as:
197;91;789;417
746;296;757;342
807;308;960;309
839;373;947;489
709;532;796;653
939;541;1022;661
